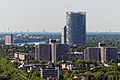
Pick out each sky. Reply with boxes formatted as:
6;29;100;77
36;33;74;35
0;0;120;32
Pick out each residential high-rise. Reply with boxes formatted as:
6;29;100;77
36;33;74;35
55;43;69;61
35;44;51;62
66;11;86;46
4;34;14;45
100;47;118;62
51;43;69;62
84;43;119;62
105;47;119;61
84;47;101;61
35;41;69;63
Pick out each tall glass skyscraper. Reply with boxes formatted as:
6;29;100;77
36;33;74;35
66;11;86;46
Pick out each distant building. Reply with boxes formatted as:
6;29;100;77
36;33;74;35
84;43;119;62
51;43;69;62
14;53;19;58
18;53;31;61
14;53;31;62
61;61;76;70
4;34;14;45
49;39;60;44
22;63;48;73
35;44;51;62
67;52;83;60
66;64;75;70
55;44;69;61
61;26;67;44
98;42;106;62
35;42;69;62
66;11;86;46
100;47;106;63
105;47;119;61
40;67;59;79
84;47;101;61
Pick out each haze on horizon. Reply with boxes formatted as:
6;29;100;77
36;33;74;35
0;0;120;32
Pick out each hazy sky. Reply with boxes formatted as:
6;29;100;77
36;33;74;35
0;0;120;32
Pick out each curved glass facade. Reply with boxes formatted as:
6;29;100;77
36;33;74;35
66;12;86;46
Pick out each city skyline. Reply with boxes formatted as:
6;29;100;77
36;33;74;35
0;0;120;32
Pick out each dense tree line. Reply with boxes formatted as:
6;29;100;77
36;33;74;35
87;33;120;51
0;52;45;80
60;59;120;80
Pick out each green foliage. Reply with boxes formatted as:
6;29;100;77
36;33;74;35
69;71;77;78
0;57;45;80
63;71;70;80
57;61;62;65
61;58;120;79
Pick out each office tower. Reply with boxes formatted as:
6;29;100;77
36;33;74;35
4;34;14;45
35;44;51;62
84;47;101;61
61;26;67;44
51;43;69;62
66;11;86;46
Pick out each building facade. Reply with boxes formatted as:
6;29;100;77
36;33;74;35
84;46;119;62
40;67;59;79
105;47;119;61
35;44;51;62
68;52;84;60
51;43;69;62
84;47;101;61
61;26;67;44
4;34;14;45
66;11;86;46
35;43;69;62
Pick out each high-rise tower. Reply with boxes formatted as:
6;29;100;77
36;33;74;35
61;26;67;44
66;11;86;46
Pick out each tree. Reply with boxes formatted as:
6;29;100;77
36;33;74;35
63;71;70;80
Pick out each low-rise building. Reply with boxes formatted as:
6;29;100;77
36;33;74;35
67;52;83;60
61;62;76;70
14;53;31;62
40;67;59;79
